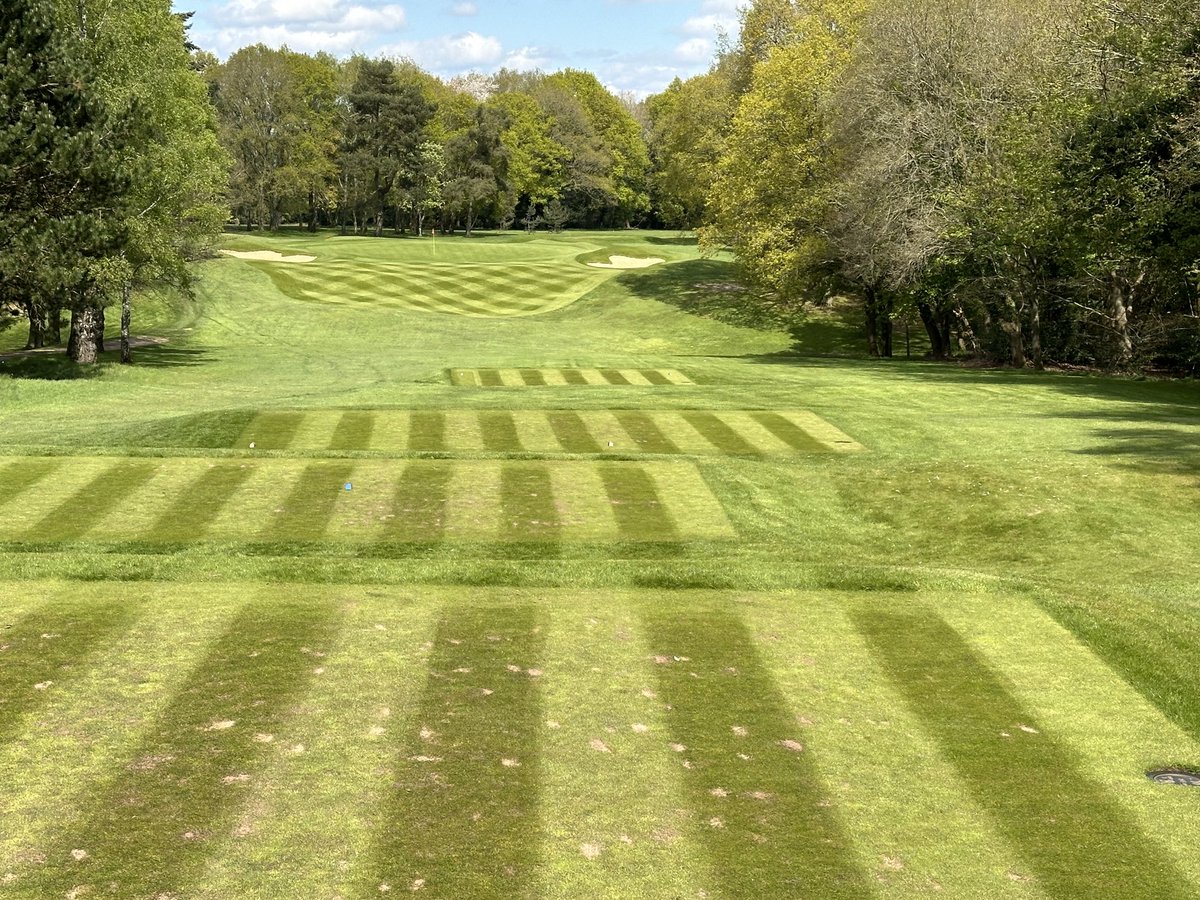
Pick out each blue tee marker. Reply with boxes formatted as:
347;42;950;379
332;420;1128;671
344;482;353;492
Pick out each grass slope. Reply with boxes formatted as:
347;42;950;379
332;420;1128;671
1;229;1198;898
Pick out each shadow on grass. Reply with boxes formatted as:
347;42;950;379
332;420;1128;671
121;344;208;368
0;355;101;380
27;599;340;898
644;235;699;247
1038;587;1200;752
617;259;794;334
0;600;141;744
640;602;871;898
368;604;544;897
856;609;1194;899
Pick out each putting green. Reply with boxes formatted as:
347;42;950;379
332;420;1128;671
253;260;613;317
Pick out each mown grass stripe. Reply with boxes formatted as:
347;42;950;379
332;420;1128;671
479;369;505;387
641;603;872;898
0;601;140;745
148;464;255;542
329;411;375;451
548;412;602;453
0;459;63;512
639;369;672;386
599;465;679;540
856;609;1196;899
600;369;632;385
479;411;524;452
683;412;762;455
26;600;340;899
520;368;548;386
383;462;453;541
25;461;158;542
261;461;355;541
749;412;827;452
561;369;589;385
238;411;305;450
500;463;560;542
615;412;681;454
368;605;543;895
408;412;447;452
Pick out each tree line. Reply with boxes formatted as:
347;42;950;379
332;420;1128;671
0;0;226;362
654;0;1200;372
201;50;653;237
5;0;1200;373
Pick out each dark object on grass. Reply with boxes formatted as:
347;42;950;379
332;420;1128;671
1146;769;1200;786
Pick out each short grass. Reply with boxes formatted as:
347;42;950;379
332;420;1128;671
1;229;1198;898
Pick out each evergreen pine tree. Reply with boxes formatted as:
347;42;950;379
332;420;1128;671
0;0;132;360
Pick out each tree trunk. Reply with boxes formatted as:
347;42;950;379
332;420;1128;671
23;303;45;350
120;283;132;364
917;301;948;359
880;295;894;359
308;190;319;233
374;210;384;238
863;288;880;358
1029;293;1043;370
1108;271;1134;366
1002;296;1026;368
953;304;980;356
49;307;62;345
68;306;105;364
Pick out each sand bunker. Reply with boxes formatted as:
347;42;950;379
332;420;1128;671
220;250;316;263
587;255;666;270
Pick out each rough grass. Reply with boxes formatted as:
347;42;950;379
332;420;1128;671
0;229;1198;898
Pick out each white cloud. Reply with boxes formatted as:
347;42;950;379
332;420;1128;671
450;1;478;15
382;31;504;69
673;37;712;62
502;45;557;70
222;0;405;28
208;0;407;57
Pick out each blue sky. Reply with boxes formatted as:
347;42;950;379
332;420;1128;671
179;0;742;96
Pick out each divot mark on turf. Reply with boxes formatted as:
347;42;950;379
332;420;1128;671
641;604;872;897
237;411;305;450
599;466;679;540
382;463;453;541
148;464;255;542
615;412;681;455
26;461;159;542
0;459;62;512
369;605;544;896
408;412;447;452
0;601;140;744
261;461;355;541
856;609;1196;899
23;600;339;898
330;410;375;451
